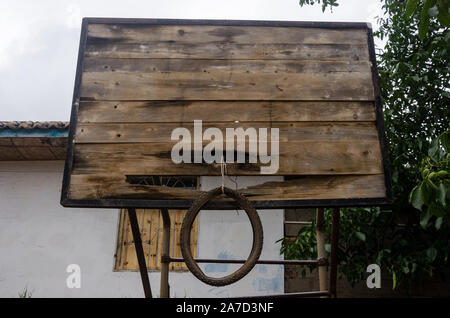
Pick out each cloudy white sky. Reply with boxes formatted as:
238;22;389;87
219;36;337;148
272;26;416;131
0;0;383;121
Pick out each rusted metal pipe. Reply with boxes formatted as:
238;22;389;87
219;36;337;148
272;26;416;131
316;208;327;293
329;207;340;298
128;208;152;298
236;290;331;298
160;208;171;298
168;257;327;266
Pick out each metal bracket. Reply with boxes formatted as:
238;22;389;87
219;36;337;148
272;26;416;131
161;255;171;264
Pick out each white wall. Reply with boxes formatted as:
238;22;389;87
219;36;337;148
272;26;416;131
0;161;283;298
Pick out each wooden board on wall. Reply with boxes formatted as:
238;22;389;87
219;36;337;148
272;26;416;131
61;18;392;209
114;209;197;271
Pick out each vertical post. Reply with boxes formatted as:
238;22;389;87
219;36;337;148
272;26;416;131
315;208;327;293
160;208;171;298
128;208;153;298
329;207;340;298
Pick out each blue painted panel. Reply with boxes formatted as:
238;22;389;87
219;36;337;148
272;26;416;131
0;128;68;138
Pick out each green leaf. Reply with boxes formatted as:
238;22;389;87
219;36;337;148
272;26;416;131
438;9;450;27
324;243;331;253
409;184;424;210
392;269;397;290
426;247;437;262
437;0;450;27
406;0;420;17
392;169;399;183
428;137;439;157
438;182;447;206
403;265;410;274
429;205;445;217
419;0;433;40
420;208;432;228
428;6;439;17
421;181;435;205
355;231;366;241
441;131;450;152
435;217;443;230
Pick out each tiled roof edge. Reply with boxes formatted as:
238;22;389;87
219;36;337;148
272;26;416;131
0;121;69;130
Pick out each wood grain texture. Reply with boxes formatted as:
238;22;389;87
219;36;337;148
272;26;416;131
85;43;369;62
0;137;67;160
63;21;389;206
0;138;25;160
71;141;383;176
148;211;159;269
68;174;386;201
80;71;374;101
83;57;371;74
84;42;369;61
87;24;369;45
114;209;195;271
77;101;376;123
75;122;379;144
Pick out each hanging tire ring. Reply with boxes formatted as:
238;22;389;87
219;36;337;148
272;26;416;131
180;186;264;286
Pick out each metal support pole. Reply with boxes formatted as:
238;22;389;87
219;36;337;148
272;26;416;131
239;290;331;298
160;208;171;298
168;257;327;266
128;208;153;298
316;208;327;293
329;207;340;298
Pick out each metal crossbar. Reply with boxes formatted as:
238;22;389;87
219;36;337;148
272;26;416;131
128;207;340;299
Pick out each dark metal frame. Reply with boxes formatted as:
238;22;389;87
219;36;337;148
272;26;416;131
128;208;152;298
60;18;392;210
128;207;340;298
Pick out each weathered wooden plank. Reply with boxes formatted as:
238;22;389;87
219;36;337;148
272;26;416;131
83;57;371;74
80;71;374;101
155;211;163;271
189;211;198;271
138;209;151;269
148;210;159;269
241;175;386;199
173;211;182;271
15;147;56;160
78;101;376;123
123;211;137;269
114;210;126;270
71;141;383;176
0;137;67;161
0;138;14;147
87;24;369;45
85;42;369;61
67;174;386;201
0;138;25;160
49;147;67;160
75;122;379;144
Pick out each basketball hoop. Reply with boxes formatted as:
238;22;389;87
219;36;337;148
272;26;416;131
61;18;392;298
180;186;264;286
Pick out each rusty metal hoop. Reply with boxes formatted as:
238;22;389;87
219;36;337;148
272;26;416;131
180;186;264;286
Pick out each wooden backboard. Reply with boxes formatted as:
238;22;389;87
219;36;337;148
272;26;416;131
61;18;392;209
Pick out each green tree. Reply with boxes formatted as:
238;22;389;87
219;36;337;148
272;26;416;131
282;0;450;290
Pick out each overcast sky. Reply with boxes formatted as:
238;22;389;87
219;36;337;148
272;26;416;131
0;0;383;121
